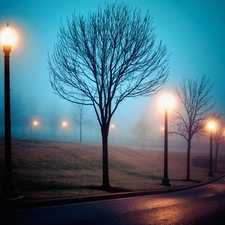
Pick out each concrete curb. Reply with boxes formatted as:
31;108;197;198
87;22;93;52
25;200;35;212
2;173;225;211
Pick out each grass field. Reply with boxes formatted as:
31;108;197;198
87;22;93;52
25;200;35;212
0;139;225;199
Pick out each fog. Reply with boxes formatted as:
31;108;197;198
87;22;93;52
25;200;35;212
1;0;225;152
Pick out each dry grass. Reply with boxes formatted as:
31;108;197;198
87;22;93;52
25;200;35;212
0;139;224;200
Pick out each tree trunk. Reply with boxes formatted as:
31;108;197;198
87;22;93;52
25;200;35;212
186;139;191;180
101;124;110;188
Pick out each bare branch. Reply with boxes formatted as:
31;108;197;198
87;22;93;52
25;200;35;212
48;3;169;126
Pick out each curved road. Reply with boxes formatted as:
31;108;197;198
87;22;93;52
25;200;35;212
3;176;225;225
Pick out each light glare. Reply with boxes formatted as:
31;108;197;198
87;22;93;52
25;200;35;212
158;93;176;112
207;121;216;131
1;24;14;46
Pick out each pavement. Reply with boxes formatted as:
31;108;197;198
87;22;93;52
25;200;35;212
1;173;225;211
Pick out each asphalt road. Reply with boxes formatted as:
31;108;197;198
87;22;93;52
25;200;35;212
2;176;225;225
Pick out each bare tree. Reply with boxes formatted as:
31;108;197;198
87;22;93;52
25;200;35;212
213;117;225;172
45;104;61;140
48;3;169;188
70;104;89;142
133;114;151;150
172;75;214;180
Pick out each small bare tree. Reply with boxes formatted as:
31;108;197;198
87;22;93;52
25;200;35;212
172;75;214;180
70;104;89;142
48;3;169;188
45;104;61;139
133;114;151;150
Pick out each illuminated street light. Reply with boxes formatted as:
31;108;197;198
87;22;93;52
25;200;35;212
159;94;175;186
32;119;39;138
62;121;68;139
207;121;216;177
33;120;39;126
1;23;19;199
110;123;115;144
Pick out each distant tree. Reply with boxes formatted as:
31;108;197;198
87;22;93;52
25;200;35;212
48;3;169;188
172;75;214;180
213;117;225;172
133;114;151;150
70;104;89;142
45;104;61;139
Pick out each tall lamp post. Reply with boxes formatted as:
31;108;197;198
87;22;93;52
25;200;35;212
32;120;39;138
62;121;68;140
110;123;115;145
1;23;18;199
160;94;175;186
207;121;215;177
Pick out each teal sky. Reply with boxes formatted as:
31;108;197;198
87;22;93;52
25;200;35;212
1;0;225;138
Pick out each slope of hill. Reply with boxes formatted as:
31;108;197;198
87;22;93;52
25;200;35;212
0;139;224;199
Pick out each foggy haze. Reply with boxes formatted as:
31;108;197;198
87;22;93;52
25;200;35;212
1;0;225;151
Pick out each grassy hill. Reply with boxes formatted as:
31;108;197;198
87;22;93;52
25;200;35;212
0;139;224;199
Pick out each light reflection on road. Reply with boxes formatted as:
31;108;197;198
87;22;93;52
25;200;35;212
2;176;225;225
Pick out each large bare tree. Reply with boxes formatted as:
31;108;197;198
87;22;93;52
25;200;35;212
48;3;169;188
172;75;214;180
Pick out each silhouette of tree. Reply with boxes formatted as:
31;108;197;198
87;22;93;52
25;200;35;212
70;104;89;142
133;114;151;150
172;75;214;180
45;104;61;139
48;3;169;188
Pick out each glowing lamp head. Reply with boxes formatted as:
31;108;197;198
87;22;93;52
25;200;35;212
62;121;67;127
33;120;38;126
207;121;216;131
159;93;176;111
1;23;14;52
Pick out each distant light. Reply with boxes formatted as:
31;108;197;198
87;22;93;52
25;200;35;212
110;124;115;129
62;121;68;127
1;23;14;47
33;120;39;127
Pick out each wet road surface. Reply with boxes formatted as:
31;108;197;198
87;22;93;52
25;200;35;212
2;176;225;225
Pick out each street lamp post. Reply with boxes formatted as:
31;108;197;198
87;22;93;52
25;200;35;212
208;121;215;177
1;23;18;199
110;124;115;145
159;94;175;186
162;107;171;186
32;120;39;138
62;121;67;140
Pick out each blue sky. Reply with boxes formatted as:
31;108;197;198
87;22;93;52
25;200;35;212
1;0;225;140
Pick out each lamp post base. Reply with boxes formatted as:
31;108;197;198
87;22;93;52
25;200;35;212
2;182;19;200
208;171;214;177
161;177;171;186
